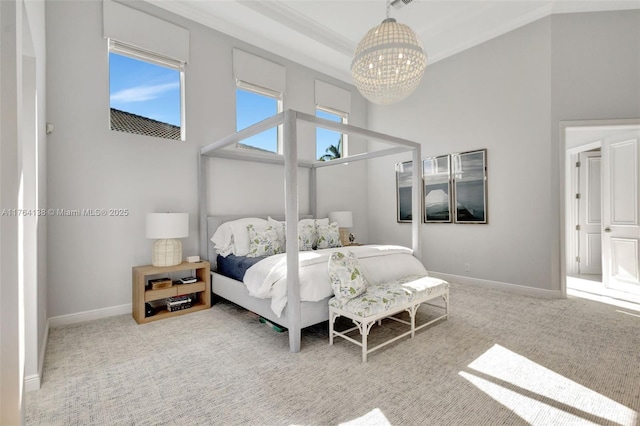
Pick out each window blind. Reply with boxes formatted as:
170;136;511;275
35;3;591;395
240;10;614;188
103;0;189;64
315;80;351;115
233;49;286;95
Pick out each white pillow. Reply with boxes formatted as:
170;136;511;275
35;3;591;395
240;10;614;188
210;223;233;256
328;251;368;300
210;218;269;257
316;222;342;250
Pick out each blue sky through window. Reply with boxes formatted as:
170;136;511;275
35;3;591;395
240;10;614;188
236;88;278;153
109;53;181;126
109;54;344;156
316;109;343;161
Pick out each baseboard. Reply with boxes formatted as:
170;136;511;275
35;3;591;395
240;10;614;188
49;303;132;328
24;318;50;392
24;373;41;393
429;271;563;299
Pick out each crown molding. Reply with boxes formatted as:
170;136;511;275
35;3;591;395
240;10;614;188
238;0;355;57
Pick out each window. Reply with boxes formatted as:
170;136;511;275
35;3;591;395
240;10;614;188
316;107;348;161
236;82;283;154
109;41;184;140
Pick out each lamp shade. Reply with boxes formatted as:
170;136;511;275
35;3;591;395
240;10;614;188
328;211;353;228
351;18;427;105
146;213;189;239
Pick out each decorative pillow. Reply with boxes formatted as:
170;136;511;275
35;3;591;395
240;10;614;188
228;218;269;257
316;222;342;249
246;224;282;258
267;216;286;253
298;218;330;250
298;221;315;251
299;218;329;227
328;251;368;300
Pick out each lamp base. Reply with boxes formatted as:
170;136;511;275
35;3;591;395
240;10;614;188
339;228;351;246
152;239;183;267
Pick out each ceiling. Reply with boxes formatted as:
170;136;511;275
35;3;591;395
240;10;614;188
148;0;640;84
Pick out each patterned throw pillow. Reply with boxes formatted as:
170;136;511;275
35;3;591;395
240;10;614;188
316;222;342;249
246;224;282;258
298;222;315;251
267;216;286;253
328;251;368;300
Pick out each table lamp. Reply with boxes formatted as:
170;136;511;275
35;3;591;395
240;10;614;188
328;211;353;246
146;213;189;267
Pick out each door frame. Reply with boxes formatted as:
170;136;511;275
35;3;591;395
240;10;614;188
560;119;640;298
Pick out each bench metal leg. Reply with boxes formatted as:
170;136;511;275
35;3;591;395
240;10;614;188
443;291;449;316
407;304;419;338
355;320;375;363
329;310;339;345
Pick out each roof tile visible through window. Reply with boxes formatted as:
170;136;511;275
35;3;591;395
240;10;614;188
109;108;267;151
110;108;181;140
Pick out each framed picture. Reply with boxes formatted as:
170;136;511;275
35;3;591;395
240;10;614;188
452;149;487;224
396;161;414;223
423;155;452;223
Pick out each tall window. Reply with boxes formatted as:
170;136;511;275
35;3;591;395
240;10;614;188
236;82;283;154
316;107;348;161
109;41;184;140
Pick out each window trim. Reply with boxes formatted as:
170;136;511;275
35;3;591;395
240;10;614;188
235;81;284;155
316;105;349;159
108;39;186;141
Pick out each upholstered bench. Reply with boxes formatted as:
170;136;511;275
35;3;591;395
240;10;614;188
328;274;449;362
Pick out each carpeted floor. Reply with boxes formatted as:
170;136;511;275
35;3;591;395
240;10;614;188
26;282;640;425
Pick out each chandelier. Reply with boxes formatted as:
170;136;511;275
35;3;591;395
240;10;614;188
351;0;427;105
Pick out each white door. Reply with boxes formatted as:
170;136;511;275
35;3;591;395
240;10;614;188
602;130;640;294
578;151;602;275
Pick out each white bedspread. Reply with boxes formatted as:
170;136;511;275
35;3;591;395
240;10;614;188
243;245;428;317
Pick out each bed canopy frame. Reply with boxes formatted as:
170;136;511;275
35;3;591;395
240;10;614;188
198;109;422;352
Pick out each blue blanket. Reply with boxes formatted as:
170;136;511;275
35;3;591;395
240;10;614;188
216;254;266;282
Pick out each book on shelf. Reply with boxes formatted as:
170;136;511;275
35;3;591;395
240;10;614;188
166;302;192;312
165;294;193;312
166;294;192;306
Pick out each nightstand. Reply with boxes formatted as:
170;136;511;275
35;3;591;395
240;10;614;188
132;261;211;324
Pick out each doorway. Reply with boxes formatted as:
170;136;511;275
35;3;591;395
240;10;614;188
563;121;640;306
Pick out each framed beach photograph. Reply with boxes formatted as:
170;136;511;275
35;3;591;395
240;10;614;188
452;149;487;224
396;161;414;223
423;155;452;223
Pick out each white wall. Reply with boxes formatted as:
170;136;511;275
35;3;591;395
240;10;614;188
45;0;368;319
367;10;640;294
550;10;640;290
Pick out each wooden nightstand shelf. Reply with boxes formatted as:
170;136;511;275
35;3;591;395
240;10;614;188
132;261;211;324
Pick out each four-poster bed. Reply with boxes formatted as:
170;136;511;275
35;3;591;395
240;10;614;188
198;109;423;353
